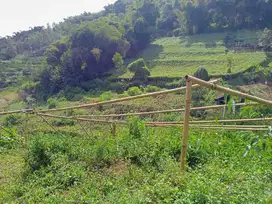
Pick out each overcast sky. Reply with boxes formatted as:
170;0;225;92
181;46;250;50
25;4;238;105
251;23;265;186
0;0;117;37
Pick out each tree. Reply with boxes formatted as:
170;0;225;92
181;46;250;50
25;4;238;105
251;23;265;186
112;52;124;70
128;58;150;80
260;28;272;52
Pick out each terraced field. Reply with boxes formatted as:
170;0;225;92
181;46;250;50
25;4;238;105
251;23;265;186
121;30;266;78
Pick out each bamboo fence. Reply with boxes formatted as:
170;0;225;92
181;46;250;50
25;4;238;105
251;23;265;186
37;79;220;113
0;75;271;178
37;113;271;130
75;102;259;118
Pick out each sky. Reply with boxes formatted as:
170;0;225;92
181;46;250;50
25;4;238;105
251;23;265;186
0;0;117;37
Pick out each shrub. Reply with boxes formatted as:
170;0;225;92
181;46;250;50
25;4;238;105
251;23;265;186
194;66;209;81
0;127;20;149
99;91;114;101
127;86;142;96
165;79;185;89
108;82;126;94
21;81;37;94
52;119;75;127
63;86;85;101
128;117;146;139
3;115;22;127
27;134;71;171
173;28;182;37
128;58;151;80
47;98;58;109
145;85;161;93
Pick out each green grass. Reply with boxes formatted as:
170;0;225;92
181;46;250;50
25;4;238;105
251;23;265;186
0;97;271;203
121;30;266;78
1;123;271;203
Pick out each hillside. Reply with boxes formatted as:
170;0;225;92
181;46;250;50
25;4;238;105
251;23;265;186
121;30;267;78
0;0;271;101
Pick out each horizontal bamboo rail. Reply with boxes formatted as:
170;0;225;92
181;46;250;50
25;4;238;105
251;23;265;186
190;117;272;124
36;113;127;124
185;75;272;106
76;102;259;118
38;113;272;125
145;117;272;125
0;109;33;116
146;124;269;131
37;113;271;131
37;79;219;113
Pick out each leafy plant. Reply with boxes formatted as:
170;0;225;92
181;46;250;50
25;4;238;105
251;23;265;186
47;97;58;109
128;58;151;80
127;86;142;96
145;85;161;93
99;91;114;102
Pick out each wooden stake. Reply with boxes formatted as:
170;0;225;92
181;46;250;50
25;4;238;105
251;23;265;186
24;113;29;147
111;123;117;136
180;79;192;177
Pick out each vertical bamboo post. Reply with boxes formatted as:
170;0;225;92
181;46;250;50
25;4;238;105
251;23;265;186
180;78;192;177
111;123;117;136
24;113;29;147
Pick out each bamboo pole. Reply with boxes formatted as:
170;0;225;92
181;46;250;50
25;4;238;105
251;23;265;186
146;124;269;131
147;124;268;128
185;75;272;106
111;123;117;136
187;117;272;124
180;79;192;177
23;113;29;147
36;113;270;131
77;121;91;137
144;117;272;125
0;109;33;116
76;102;259;118
37;114;65;137
38;112;272;125
36;113;127;124
37;79;220;113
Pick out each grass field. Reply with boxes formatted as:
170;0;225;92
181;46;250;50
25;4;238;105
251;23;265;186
1;120;272;203
121;30;266;78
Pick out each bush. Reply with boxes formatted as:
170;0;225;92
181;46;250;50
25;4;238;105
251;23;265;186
3;115;22;127
62;86;85;101
47;98;58;109
165;79;185;89
52;119;75;127
21;81;37;94
108;82;127;94
27;134;72;171
145;85;161;93
0;127;20;149
99;91;114;101
173;28;182;37
194;66;210;81
128;58;151;80
127;86;142;96
128;117;146;139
